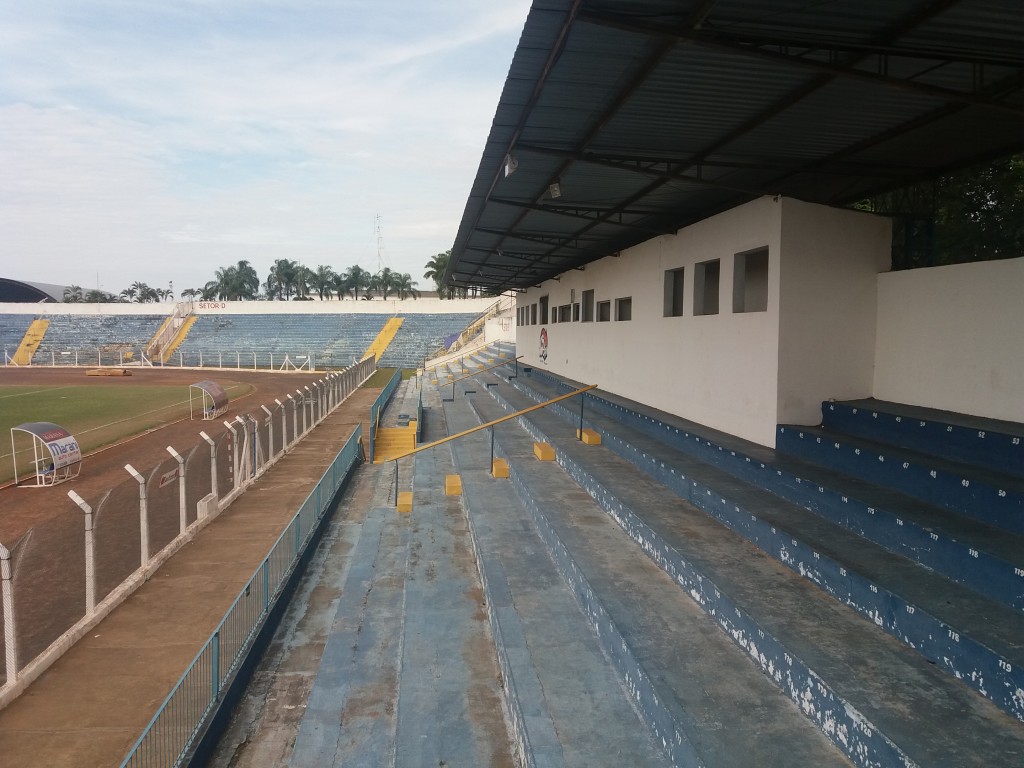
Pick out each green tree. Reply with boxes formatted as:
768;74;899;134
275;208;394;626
395;273;420;300
345;265;373;300
267;258;300;300
309;265;336;300
63;285;83;303
424;250;450;298
330;270;352;300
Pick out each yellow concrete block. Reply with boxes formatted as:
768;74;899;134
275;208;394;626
397;491;413;513
533;442;555;461
445;474;463;496
492;458;510;478
577;428;602;445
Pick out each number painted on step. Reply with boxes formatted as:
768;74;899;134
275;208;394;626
895;416;901;423
1014;438;1021;445
949;629;960;643
999;660;1012;673
968;548;979;558
1015;567;1024;578
839;567;847;576
897;518;904;526
784;653;793;665
902;462;910;470
870;584;878;593
931;533;939;541
998;490;1006;497
978;431;986;439
906;605;915;614
962;479;970;487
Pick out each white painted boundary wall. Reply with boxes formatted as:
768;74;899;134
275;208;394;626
517;196;890;447
874;257;1024;423
0;297;494;317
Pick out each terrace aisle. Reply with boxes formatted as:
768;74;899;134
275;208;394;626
0;386;379;768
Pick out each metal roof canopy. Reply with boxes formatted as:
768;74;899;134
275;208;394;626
448;0;1024;293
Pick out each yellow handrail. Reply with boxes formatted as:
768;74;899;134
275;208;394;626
386;383;597;462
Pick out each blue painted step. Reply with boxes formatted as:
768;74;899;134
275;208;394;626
472;379;1024;767
514;366;1024;615
490;373;1024;724
776;424;1024;534
822;400;1024;480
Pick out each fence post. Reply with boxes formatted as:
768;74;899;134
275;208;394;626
167;446;187;535
287;394;297;445
212;630;221;699
261;405;274;465
1;542;18;686
200;431;218;502
303;386;312;431
224;421;240;490
67;491;96;615
275;399;285;455
296;390;306;435
125;464;149;569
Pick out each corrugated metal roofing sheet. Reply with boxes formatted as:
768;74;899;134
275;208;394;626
448;0;1024;292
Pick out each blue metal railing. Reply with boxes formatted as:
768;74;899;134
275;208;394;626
119;425;363;768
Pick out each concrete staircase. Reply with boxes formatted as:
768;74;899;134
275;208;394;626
12;319;48;365
362;317;404;363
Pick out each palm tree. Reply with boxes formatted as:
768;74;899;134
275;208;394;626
395;273;420;300
63;285;83;303
424;250;451;298
330;270;352;300
375;267;398;300
84;289;106;303
345;265;373;300
267;258;300;300
309;265;335;300
120;286;137;302
180;288;199;300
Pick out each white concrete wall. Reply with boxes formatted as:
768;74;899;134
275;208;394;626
485;315;516;344
776;199;891;426
518;197;784;446
0;297;494;316
516;196;892;447
874;257;1024;422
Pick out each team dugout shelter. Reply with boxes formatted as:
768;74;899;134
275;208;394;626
190;380;229;421
446;0;1024;447
10;422;83;487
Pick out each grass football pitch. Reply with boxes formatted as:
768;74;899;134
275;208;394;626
0;382;253;484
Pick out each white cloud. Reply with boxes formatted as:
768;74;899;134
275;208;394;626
0;0;531;293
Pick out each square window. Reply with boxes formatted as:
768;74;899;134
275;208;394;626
615;296;632;321
663;267;685;317
581;289;595;322
733;248;769;313
693;259;720;316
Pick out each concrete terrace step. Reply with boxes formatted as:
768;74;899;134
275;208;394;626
514;367;1024;613
290;506;411;766
468;376;1024;764
435;386;671;768
449;387;853;768
822;399;1024;480
777;423;1024;534
500;369;1024;721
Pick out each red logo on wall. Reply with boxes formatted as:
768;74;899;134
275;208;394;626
539;327;548;364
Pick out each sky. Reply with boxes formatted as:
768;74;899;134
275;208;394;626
0;0;532;297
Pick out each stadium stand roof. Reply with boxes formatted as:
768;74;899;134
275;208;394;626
0;278;66;303
447;0;1024;293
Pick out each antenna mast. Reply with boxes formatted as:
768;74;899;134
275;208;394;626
375;213;384;272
